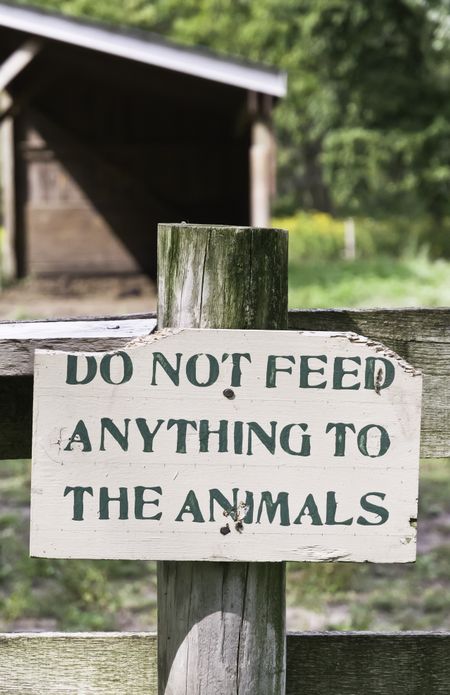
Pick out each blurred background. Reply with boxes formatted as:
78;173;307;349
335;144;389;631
0;0;449;633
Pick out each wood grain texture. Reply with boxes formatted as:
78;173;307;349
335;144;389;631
27;208;144;275
0;316;156;377
0;317;156;460
0;632;157;694
158;224;288;331
157;224;288;694
0;307;447;459
286;632;450;695
1;632;449;695
289;308;450;458
159;561;285;694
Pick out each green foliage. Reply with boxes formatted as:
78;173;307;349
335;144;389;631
275;211;345;261
275;210;437;263
288;255;450;309
276;208;450;265
322;118;450;220
0;459;156;630
17;0;450;228
17;0;163;30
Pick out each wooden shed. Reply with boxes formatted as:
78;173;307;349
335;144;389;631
0;2;286;279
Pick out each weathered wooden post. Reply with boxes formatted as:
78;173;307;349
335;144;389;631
157;223;288;694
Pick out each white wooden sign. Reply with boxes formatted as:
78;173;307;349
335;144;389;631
30;329;422;563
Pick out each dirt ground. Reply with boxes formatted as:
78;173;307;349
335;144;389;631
0;275;157;320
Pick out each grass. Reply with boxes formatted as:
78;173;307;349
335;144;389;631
288;254;450;308
0;459;157;630
0;249;449;631
1;458;449;631
286;251;450;630
286;458;450;631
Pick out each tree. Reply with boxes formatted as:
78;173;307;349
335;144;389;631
17;0;450;224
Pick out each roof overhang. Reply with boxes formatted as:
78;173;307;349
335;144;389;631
0;2;287;97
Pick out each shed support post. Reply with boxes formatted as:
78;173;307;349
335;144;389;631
0;39;43;92
0;93;17;283
250;94;276;227
157;223;288;694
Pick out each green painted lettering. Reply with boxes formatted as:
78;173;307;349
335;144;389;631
175;490;205;522
326;491;353;525
186;353;219;387
357;424;391;457
209;487;239;521
326;422;356;456
293;493;323;525
333;356;361;390
100;351;133;385
134;486;162;520
136;418;164;452
257;491;290;526
365;357;395;391
167;419;197;453
243;491;254;524
280;423;310;456
151;352;182;386
63;486;93;521
100;418;130;451
234;421;243;454
221;352;251;387
357;492;389;525
299;355;327;388
99;487;128;520
266;355;295;388
247;421;277;455
66;355;97;385
64;420;92;452
199;420;228;453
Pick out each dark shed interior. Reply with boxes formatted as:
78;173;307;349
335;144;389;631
1;30;251;277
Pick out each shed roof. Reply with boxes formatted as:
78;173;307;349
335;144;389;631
0;2;287;97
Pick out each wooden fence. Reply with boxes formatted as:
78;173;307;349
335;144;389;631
1;632;449;694
0;308;447;459
0;308;449;693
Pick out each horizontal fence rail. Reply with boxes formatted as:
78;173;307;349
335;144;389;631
0;308;448;458
0;315;157;460
289;308;449;458
0;632;449;694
